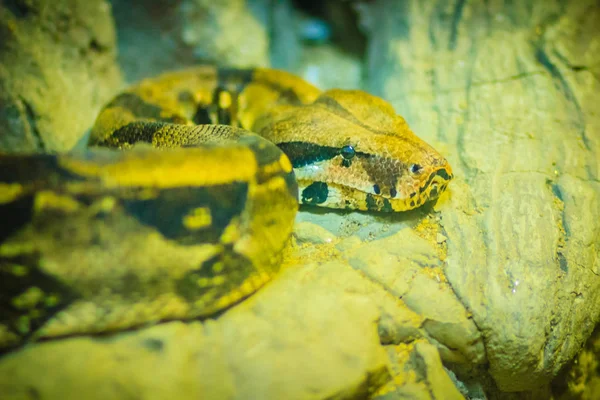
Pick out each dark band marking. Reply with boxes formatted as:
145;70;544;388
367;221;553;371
105;93;186;124
0;195;34;245
420;172;436;194
192;106;213;125
277;142;340;168
365;194;393;212
175;244;254;304
0;156;92;246
252;82;302;105
213;70;255;126
239;136;298;199
177;91;195;103
275;88;303;104
315;96;372;131
390;188;397;198
217;68;254;92
419;168;451;194
366;194;378;211
99;121;168;147
301;182;328;205
123;183;248;246
361;154;404;200
238;135;293;187
239;136;284;168
429;187;439;199
212;87;234;125
218;68;304;105
436;168;451;181
314;95;397;137
382;198;393;212
105;93;164;119
373;184;381;195
0;253;79;340
0;155;85;185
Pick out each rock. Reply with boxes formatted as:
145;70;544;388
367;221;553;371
0;0;122;152
111;0;278;83
338;226;485;366
179;0;270;68
297;44;363;90
292;220;336;245
375;341;466;400
360;0;600;393
2;0;598;397
109;0;197;83
551;325;600;399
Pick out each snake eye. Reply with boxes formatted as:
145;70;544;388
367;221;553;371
410;164;422;174
340;145;355;160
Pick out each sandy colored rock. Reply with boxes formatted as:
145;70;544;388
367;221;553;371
361;0;600;393
338;225;484;366
109;0;196;83
111;0;293;83
1;0;598;398
179;0;270;68
0;0;122;152
375;341;466;400
551;325;600;400
297;44;363;90
292;220;337;245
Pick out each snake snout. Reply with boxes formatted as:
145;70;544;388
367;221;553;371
423;166;453;201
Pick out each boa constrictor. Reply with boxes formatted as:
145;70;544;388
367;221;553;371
0;66;453;349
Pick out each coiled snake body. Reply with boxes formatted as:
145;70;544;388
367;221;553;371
0;66;452;349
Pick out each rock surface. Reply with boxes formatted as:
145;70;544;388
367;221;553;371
1;0;599;399
180;0;270;69
110;0;272;84
551;324;600;399
361;0;600;393
375;341;466;399
0;0;122;152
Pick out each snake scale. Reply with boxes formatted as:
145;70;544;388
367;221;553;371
0;66;453;349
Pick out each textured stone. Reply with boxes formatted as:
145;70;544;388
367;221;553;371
551;325;600;400
297;44;363;90
179;0;270;68
292;220;336;245
0;0;122;152
375;341;466;400
109;0;195;83
2;0;598;398
338;223;485;366
361;0;600;393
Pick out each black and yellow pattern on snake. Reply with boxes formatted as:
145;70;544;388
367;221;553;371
0;66;453;349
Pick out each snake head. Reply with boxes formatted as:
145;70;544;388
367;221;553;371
256;88;453;212
394;144;454;211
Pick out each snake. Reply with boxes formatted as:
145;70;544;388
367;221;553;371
0;66;453;349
